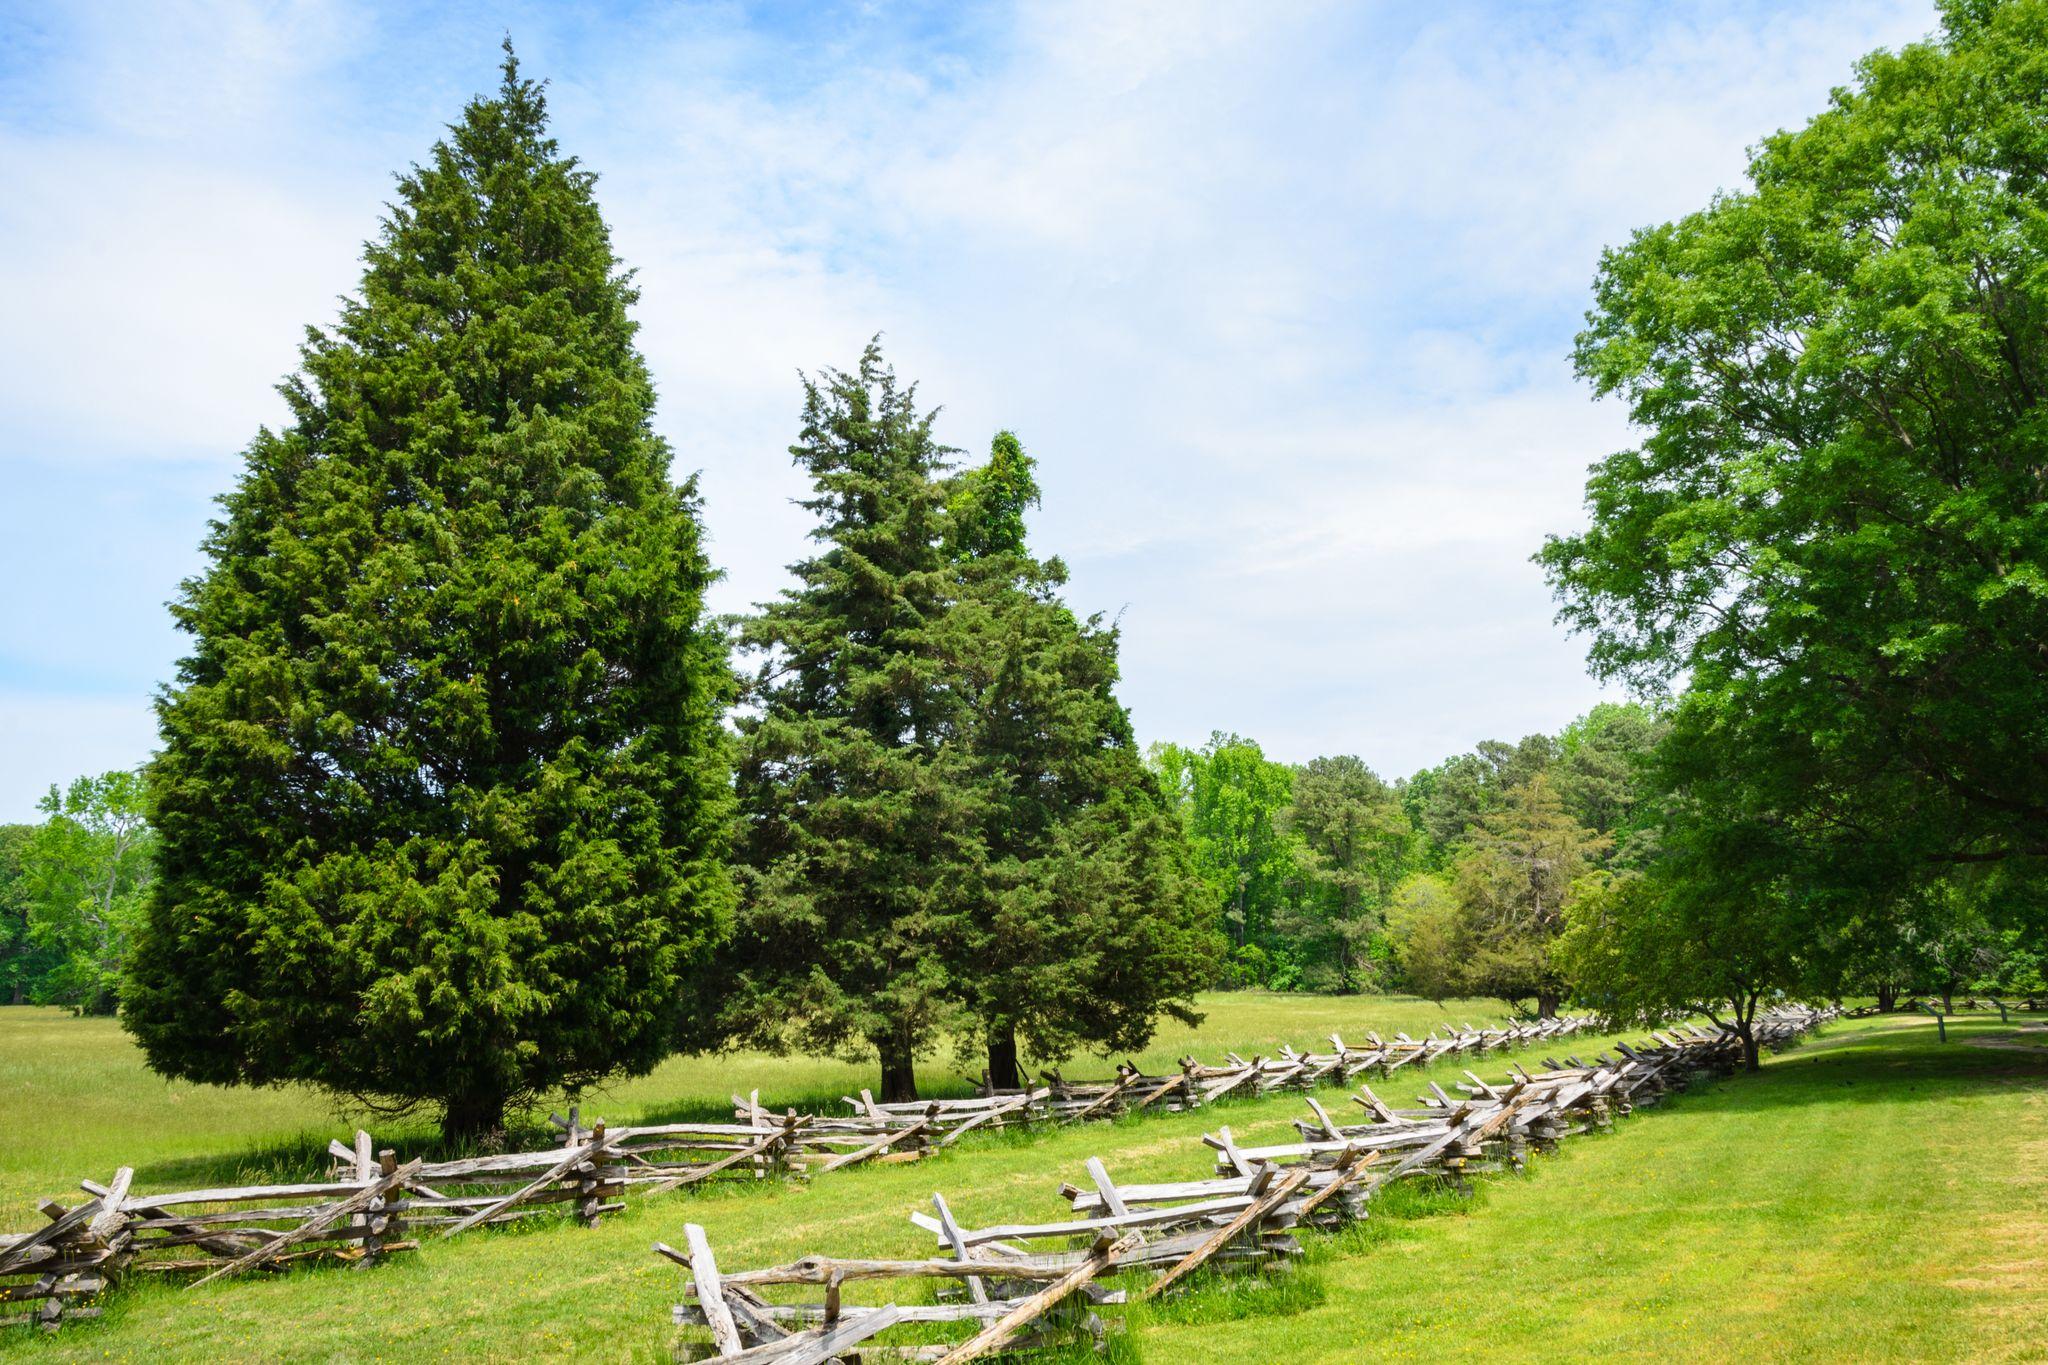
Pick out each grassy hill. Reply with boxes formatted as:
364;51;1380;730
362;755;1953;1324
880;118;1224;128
1;998;2041;1361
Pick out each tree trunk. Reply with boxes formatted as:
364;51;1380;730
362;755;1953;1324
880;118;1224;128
1739;1023;1760;1072
879;1040;918;1104
1941;986;1954;1014
1536;989;1560;1020
1875;982;1896;1013
441;1090;508;1150
986;1027;1023;1093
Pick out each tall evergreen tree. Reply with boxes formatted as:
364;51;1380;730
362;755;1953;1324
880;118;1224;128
719;342;984;1102
719;374;1217;1099
127;49;734;1144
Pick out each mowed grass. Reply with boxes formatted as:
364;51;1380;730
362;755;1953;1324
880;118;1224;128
0;992;1511;1220
1;1001;2042;1362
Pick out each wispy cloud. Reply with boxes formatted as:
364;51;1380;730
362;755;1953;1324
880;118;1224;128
0;0;1939;818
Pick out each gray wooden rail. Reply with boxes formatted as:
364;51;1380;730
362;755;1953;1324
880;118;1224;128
663;1006;1838;1361
0;1007;1819;1335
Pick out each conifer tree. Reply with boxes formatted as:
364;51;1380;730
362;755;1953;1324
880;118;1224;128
719;342;984;1102
719;363;1216;1099
1450;774;1608;1017
126;49;734;1144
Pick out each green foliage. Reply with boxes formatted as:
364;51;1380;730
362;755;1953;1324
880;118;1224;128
1554;809;1811;1067
1141;706;1658;998
1555;702;1668;859
125;48;734;1142
943;430;1218;1081
1541;1;2048;925
1384;871;1462;1002
945;428;1040;560
7;774;155;1014
1151;734;1300;970
1443;774;1607;1014
719;341;975;1099
1277;756;1412;993
1410;736;1560;864
0;823;56;1006
721;349;1218;1096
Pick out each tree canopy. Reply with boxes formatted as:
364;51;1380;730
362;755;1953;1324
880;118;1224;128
1150;734;1300;982
1542;0;2048;912
5;774;154;1015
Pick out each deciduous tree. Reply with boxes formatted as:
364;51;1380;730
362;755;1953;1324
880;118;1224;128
1556;807;1812;1070
1151;735;1300;983
15;774;154;1015
1542;0;2048;937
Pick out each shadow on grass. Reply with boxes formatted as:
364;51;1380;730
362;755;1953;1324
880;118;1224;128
1695;1021;2048;1115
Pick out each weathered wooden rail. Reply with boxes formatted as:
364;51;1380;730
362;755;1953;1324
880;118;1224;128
1847;996;2048;1019
663;1006;1837;1361
1;1006;1807;1336
718;1014;1600;1174
0;1111;806;1331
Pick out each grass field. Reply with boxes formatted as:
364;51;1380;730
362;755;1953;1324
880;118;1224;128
2;997;2042;1362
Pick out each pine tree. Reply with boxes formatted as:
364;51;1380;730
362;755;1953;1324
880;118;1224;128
126;48;734;1145
718;369;1217;1100
944;434;1218;1088
718;342;985;1102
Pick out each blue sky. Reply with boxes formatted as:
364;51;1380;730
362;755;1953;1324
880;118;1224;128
0;0;1939;821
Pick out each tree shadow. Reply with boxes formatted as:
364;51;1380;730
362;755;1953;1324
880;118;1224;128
1666;1019;2048;1114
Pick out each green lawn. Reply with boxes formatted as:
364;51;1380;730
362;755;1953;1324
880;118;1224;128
2;1001;2042;1361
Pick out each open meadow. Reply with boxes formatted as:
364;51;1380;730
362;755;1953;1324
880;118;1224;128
2;997;2043;1362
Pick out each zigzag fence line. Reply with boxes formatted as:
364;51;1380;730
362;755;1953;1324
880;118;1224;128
1847;996;2047;1021
0;1009;1641;1334
662;1006;1838;1362
726;1014;1600;1173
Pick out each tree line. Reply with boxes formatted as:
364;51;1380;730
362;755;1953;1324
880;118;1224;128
1148;705;1665;1004
13;6;2048;1135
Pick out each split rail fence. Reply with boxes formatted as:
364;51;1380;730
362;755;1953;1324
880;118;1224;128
0;1117;806;1330
662;1006;1837;1362
1849;996;2048;1018
723;1014;1599;1176
0;1007;1741;1336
